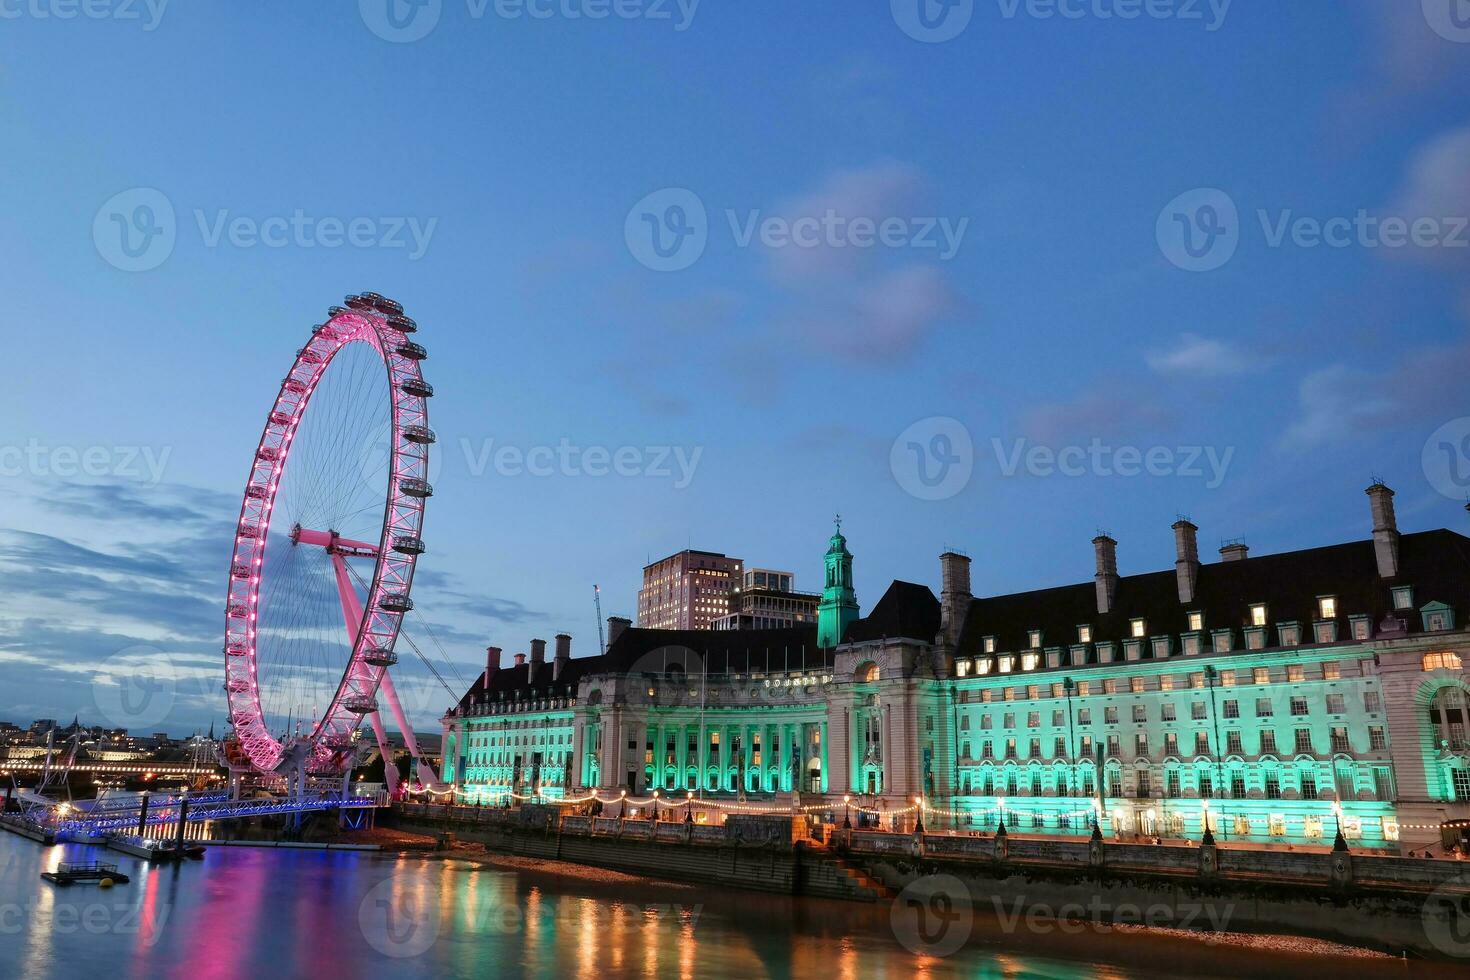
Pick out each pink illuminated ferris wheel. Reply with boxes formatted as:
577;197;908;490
223;293;437;788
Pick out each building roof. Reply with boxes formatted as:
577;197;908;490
844;580;941;644
453;625;826;711
954;529;1470;663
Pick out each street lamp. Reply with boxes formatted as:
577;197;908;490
843;793;852;829
914;796;924;834
651;788;659;821
685;790;693;824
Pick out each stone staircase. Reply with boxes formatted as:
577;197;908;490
800;849;895;902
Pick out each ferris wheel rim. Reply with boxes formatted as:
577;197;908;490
222;296;432;775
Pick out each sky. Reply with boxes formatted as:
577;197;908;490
1;1;1468;737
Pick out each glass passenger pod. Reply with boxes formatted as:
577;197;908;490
372;295;404;316
402;424;436;445
297;347;326;365
344;294;375;311
379;592;414;613
342;695;379;715
244;484;270;500
399;477;433;498
269;411;294;427
282;378;310;395
400;377;433;398
256;446;282;462
225;642;248;657
226;603;251;620
327;305;349;317
396;340;428;361
392;536;426;556
362;647;399;668
230;563;252;580
238;523;261;539
386;314;417;334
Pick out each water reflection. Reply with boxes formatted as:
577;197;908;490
0;833;1456;980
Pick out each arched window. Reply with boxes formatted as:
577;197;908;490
855;662;879;683
1429;687;1469;751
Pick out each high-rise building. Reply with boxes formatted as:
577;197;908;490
637;550;743;630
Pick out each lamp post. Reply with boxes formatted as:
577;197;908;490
651;789;659;822
1204;664;1226;841
914;796;924;834
685;790;693;824
843;793;852;829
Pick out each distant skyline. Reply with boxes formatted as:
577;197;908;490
2;2;1468;735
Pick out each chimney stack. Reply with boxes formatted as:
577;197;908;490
553;633;571;681
483;646;501;689
1093;534;1119;615
513;653;526;666
530;638;547;664
938;551;972;647
1219;540;1248;562
1367;482;1400;579
1172;519;1200;604
607;616;631;647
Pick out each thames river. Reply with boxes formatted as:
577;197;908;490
0;833;1450;979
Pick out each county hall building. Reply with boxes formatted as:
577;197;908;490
440;483;1470;853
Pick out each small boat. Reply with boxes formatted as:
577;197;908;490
40;862;131;887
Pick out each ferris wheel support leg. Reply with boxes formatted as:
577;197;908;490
367;708;400;797
377;669;441;788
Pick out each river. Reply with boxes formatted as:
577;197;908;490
0;833;1448;978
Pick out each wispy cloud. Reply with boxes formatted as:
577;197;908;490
1146;333;1260;377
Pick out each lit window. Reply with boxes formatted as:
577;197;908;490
1423;651;1464;672
1318;596;1337;619
1131;618;1147;638
1021;653;1039;671
1078;625;1092;643
1028;630;1042;649
1187;611;1203;631
983;636;996;654
998;656;1014;673
1250;604;1268;627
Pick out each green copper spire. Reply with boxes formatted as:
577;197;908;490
818;514;859;648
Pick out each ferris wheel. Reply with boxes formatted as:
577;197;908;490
222;293;438;791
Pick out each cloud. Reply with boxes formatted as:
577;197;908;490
1278;333;1470;449
792;265;959;363
764;162;925;282
1146;334;1260;376
1383;123;1470;268
1019;385;1176;446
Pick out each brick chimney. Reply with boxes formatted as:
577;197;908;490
513;653;526;666
1218;540;1248;562
1366;482;1400;579
483;646;501;690
553;633;571;681
607;616;631;647
1172;519;1200;604
530;638;547;665
1093;534;1118;615
938;551;972;647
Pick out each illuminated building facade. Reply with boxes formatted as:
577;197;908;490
442;484;1470;852
712;568;819;631
636;550;743;630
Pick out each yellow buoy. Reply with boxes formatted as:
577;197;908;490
99;878;114;888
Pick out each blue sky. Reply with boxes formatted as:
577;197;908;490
1;1;1468;736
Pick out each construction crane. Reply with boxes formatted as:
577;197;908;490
594;584;606;654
